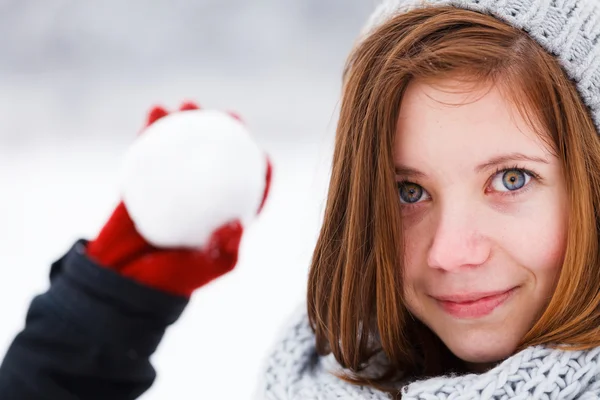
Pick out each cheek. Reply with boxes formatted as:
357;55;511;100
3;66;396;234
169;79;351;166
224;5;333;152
400;220;431;293
497;201;568;279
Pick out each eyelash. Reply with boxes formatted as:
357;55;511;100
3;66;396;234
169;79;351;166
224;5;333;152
397;164;542;206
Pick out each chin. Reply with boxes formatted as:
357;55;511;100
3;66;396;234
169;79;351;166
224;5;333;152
441;330;519;365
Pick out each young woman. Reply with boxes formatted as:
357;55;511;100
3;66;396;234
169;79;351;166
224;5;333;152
2;0;600;399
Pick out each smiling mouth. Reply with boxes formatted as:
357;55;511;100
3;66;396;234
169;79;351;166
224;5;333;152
432;288;517;319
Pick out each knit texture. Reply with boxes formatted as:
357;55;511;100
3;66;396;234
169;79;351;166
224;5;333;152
361;0;600;135
257;305;600;399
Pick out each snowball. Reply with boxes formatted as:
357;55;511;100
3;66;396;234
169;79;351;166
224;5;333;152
120;109;268;248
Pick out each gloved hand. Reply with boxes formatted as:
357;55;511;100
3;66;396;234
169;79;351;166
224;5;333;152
86;101;272;297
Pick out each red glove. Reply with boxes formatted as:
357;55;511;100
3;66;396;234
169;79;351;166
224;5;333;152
86;101;272;297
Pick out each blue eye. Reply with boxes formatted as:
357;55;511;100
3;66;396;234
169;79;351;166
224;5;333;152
398;182;429;204
491;169;531;192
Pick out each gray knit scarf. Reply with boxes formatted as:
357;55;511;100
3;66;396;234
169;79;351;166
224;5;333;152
256;305;600;399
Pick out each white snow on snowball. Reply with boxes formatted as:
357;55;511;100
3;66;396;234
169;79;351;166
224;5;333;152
120;109;268;249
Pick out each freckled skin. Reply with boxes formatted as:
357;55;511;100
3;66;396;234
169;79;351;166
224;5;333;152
395;80;569;368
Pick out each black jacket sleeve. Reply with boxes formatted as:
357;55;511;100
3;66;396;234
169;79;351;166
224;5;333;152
0;240;189;400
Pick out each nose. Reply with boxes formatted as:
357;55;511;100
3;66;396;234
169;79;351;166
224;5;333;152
426;205;491;272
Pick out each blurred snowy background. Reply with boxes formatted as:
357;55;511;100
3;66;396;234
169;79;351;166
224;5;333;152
0;1;377;399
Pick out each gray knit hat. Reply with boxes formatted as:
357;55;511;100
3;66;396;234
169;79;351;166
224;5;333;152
361;0;600;133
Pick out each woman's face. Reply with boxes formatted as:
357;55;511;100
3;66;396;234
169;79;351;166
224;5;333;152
394;79;568;367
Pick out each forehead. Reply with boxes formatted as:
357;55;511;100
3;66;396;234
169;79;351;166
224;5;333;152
394;79;551;164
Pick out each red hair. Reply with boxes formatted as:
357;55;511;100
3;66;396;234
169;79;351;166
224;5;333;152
307;6;600;397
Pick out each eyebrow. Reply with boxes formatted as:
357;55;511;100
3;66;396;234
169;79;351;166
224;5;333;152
474;153;549;173
394;153;550;177
394;165;427;179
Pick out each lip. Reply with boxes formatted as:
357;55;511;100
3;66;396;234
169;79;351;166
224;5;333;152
432;288;517;319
